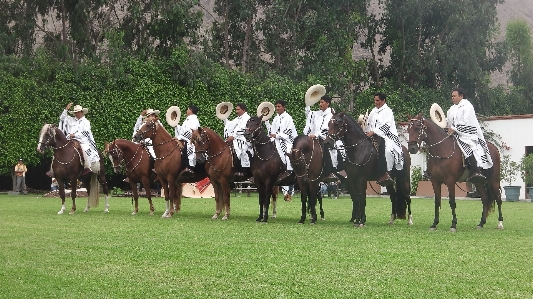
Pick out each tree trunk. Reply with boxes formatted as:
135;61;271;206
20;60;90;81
223;0;230;68
241;17;253;73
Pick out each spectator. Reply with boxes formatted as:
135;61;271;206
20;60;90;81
51;178;59;191
14;159;27;194
282;185;294;201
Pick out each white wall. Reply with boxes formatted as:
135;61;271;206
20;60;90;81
402;116;533;199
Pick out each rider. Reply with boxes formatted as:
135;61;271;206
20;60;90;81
132;109;159;159
175;105;200;177
364;92;404;186
47;102;98;177
304;95;340;182
265;100;298;184
223;103;252;181
446;87;493;182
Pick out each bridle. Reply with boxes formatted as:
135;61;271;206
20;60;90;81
245;120;277;161
290;138;323;182
38;124;79;165
136;120;180;160
408;117;456;159
328;115;373;166
327;116;348;141
107;141;144;173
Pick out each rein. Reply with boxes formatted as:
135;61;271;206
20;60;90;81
291;138;324;182
109;141;144;173
409;118;456;159
40;126;81;166
137;121;181;161
329;116;374;166
247;124;277;161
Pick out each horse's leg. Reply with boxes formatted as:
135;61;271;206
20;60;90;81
316;184;325;220
262;183;273;223
100;173;110;213
142;177;154;215
297;181;307;224
386;185;397;225
69;179;77;214
271;195;277;219
174;183;183;214
221;180;231;220
475;181;491;229
256;184;266;222
212;181;222;219
353;180;367;227
446;182;458;232
161;179;171;218
131;181;139;215
491;179;504;229
57;181;66;214
309;185;318;225
430;180;442;230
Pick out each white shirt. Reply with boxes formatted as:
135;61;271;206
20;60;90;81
304;107;332;140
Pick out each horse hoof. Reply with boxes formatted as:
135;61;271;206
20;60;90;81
69;210;75;215
271;214;277;219
221;215;228;220
131;212;137;215
58;210;65;215
476;225;483;229
354;224;364;228
450;228;457;233
310;222;316;225
104;208;109;213
149;212;154;216
321;217;325;221
429;227;437;231
83;208;89;213
212;214;219;220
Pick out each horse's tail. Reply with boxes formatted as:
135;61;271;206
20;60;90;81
88;173;100;208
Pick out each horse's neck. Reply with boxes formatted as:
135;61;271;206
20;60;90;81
424;120;453;146
206;130;226;153
53;129;69;147
344;122;368;147
117;140;138;159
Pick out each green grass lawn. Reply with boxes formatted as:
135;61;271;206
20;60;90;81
1;193;532;298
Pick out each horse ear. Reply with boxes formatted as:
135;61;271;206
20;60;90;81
417;112;423;119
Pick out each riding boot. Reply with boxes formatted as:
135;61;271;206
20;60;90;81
376;136;393;186
466;155;486;183
81;150;93;176
46;170;54;177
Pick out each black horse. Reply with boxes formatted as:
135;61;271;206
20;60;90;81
327;112;412;227
244;116;290;223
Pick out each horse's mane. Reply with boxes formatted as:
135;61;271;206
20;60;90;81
337;112;365;135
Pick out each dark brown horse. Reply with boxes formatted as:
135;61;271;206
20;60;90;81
133;120;207;218
244;116;288;223
192;127;284;220
104;139;156;215
407;113;503;231
287;135;326;224
327;112;412;227
37;124;109;214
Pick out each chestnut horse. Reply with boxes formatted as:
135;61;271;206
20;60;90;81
244;116;291;223
133;120;207;218
287;135;326;224
37;124;109;214
407;113;503;231
327;112;412;227
191;127;284;220
104;139;156;215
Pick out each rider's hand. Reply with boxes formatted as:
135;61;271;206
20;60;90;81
66;102;73;110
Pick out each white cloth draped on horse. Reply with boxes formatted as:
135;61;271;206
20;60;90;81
446;99;493;169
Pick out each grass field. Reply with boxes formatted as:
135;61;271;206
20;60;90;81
1;193;532;298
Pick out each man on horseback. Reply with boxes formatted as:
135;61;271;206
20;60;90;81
175;105;200;177
223;103;253;181
364;92;404;186
265;100;298;184
132;109;159;159
304;95;340;182
47;103;98;177
446;87;493;183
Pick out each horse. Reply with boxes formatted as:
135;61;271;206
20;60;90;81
104;139;156;215
244;116;289;223
133;120;207;218
407;113;503;231
192;127;284;220
37;124;110;214
287;135;326;224
327;112;412;227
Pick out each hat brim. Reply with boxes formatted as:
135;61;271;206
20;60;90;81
216;102;233;120
305;84;327;106
165;106;181;127
257;102;275;121
357;110;369;131
69;108;88;114
430;103;447;128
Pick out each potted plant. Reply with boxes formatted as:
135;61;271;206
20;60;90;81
520;153;533;201
500;154;521;201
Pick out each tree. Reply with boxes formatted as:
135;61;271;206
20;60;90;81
505;19;533;112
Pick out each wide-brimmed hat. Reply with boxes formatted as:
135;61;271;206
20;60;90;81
145;108;160;118
305;84;327;106
216;102;233;120
68;105;88;115
430;103;447;128
357;110;369;131
165;106;181;128
257;102;275;121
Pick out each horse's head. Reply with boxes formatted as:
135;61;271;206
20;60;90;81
244;116;264;142
104;141;123;173
326;112;347;147
37;124;58;153
132;120;157;142
407;113;426;154
191;128;208;164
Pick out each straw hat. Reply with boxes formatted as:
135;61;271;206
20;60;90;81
145;109;160;117
165;106;181;127
216;102;233;120
68;105;88;115
305;84;327;106
257;102;275;121
430;103;447;128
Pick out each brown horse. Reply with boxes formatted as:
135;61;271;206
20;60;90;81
104;139;156;215
37;124;109;214
287;135;326;224
244;116;290;223
327;112;412;227
190;127;233;219
407;113;503;231
191;127;284;220
133;120;207;218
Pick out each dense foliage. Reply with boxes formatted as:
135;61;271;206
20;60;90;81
0;0;531;175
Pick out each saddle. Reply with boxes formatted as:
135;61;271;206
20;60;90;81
70;140;86;165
